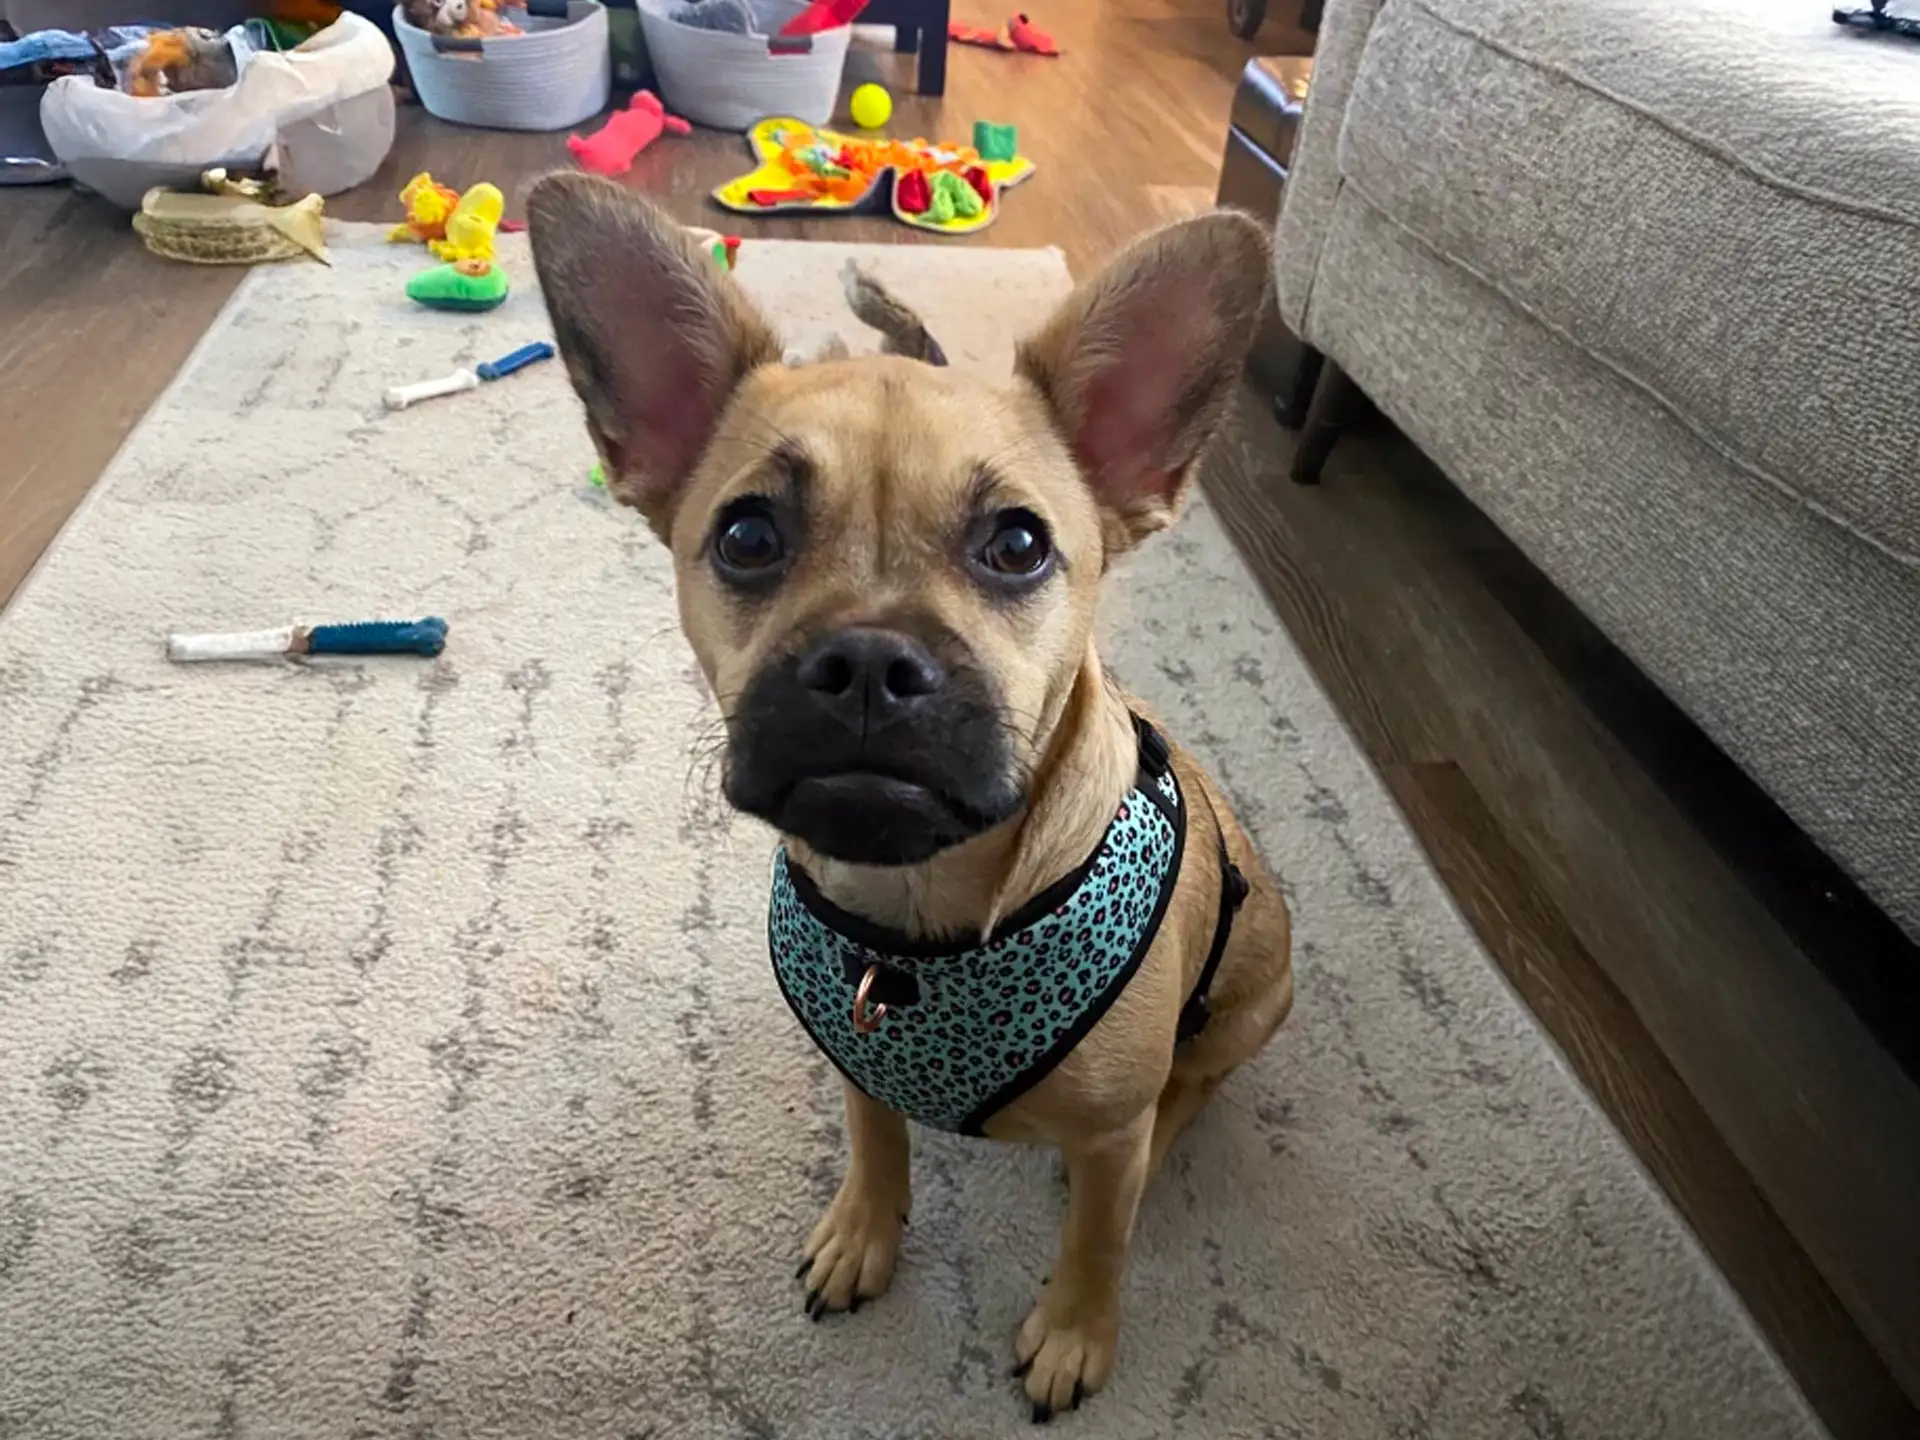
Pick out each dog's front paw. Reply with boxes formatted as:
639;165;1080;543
795;1173;907;1320
1012;1283;1120;1421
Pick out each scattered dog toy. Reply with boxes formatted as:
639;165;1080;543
167;617;448;663
849;82;892;129
384;341;555;410
589;462;607;488
388;172;461;244
406;257;510;311
747;187;817;206
567;91;690;176
949;12;1060;54
429;182;503;263
388;174;502;261
973;120;1018;161
713;116;1035;235
684;226;743;271
777;0;870;36
927;168;984;223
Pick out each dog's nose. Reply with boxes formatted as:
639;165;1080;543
797;628;945;731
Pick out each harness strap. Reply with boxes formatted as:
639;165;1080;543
1177;820;1249;1045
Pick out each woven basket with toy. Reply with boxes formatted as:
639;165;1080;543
394;0;611;131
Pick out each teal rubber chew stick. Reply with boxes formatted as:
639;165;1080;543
304;617;449;657
476;341;554;381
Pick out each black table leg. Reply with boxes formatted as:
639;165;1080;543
894;24;919;50
917;0;949;94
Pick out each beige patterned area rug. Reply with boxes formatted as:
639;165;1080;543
0;228;1822;1440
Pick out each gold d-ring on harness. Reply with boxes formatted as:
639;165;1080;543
852;964;888;1034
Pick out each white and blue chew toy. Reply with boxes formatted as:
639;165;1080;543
166;617;448;663
384;341;555;411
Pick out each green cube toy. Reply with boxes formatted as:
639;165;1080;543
973;121;1018;163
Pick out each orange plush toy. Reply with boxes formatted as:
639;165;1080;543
125;28;239;97
401;0;522;37
388;172;462;244
264;0;347;23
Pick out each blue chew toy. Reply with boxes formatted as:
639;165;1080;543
305;618;449;656
165;616;450;663
477;342;554;381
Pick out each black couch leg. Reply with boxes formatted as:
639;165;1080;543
1289;358;1357;485
1272;346;1323;430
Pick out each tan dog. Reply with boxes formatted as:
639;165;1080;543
528;174;1293;1420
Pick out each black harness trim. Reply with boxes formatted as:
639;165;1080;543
1177;793;1250;1045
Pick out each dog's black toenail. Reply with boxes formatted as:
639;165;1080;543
848;1296;863;1314
795;1257;813;1281
1070;1381;1084;1411
1032;1403;1053;1425
804;1289;821;1317
1010;1359;1032;1379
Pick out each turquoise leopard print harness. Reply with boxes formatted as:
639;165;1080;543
767;718;1248;1136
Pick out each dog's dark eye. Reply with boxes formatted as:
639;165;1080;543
712;500;787;580
976;509;1052;580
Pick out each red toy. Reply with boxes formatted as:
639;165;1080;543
949;12;1060;54
895;170;931;214
778;0;869;36
567;91;689;177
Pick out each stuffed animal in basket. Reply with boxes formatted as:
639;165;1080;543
401;0;522;36
125;28;240;97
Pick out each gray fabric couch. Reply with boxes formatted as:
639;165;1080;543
1273;0;1920;941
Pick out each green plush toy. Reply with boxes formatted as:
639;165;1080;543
928;170;985;225
406;258;510;312
972;121;1018;163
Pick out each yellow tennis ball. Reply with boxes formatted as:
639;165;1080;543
849;83;892;130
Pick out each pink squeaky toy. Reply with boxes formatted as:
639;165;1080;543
567;91;691;177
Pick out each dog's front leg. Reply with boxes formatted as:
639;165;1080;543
798;1082;910;1318
1015;1108;1155;1419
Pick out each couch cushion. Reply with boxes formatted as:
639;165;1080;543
1331;0;1920;567
1307;186;1920;946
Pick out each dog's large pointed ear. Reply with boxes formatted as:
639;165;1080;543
527;173;782;535
1016;211;1270;553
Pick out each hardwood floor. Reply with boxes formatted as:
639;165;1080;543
1206;399;1920;1438
4;1;1915;1433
